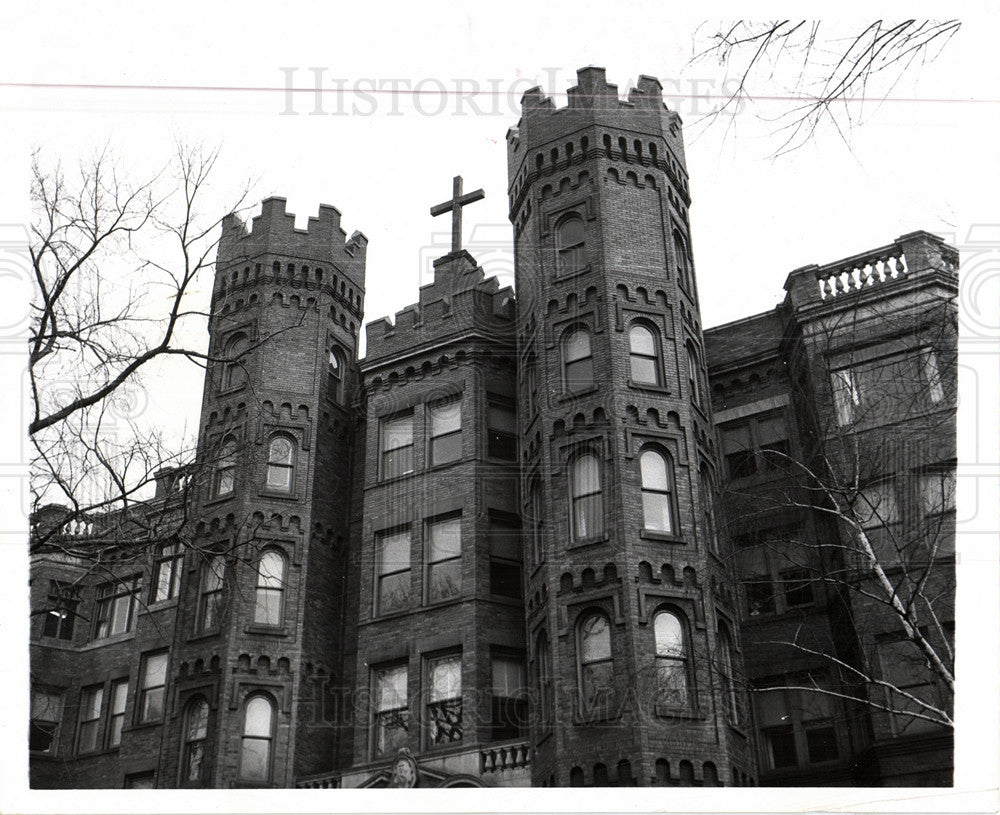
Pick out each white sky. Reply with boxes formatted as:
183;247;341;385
2;2;998;811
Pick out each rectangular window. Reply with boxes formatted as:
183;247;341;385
487;402;517;460
920;469;956;516
427;654;463;746
76;685;104;754
854;482;900;529
42;581;79;640
428;399;462;466
373;664;409;758
488;514;522;598
426;516;461;603
138;652;168;723
755;679;840;770
93;577;139;639
198;557;225;631
832;349;947;427
491;654;528;740
30;688;63;753
108;678;129;747
152;543;183;603
376;529;411;615
381;414;414;479
780;569;815;609
922;350;945;403
744;577;776;616
831;369;860;426
878;638;945;735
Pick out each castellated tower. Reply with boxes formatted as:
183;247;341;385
507;68;754;786
169;198;367;786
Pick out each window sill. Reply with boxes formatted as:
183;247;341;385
628;381;672;395
487;593;524;606
246;624;289;637
83;631;136;650
426;458;462;473
144;598;179;613
217;383;247;397
573;705;620;725
554;264;593;284
187;628;223;643
375;470;418;487
639;529;685;544
258;489;299;501
653;703;704;721
125;720;165;733
203;493;236;508
74;746;122;759
556;385;599;403
567;533;609;550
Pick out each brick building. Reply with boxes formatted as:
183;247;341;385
29;68;957;789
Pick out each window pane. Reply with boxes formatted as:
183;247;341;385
573;456;600;496
268;437;293;464
154;559;175;602
806;726;838;763
375;710;409;756
428;518;461;561
755;688;789;727
431;401;461;435
217;468;235;496
141;687;164;721
378;572;410;614
240;738;270;781
655;660;688;706
204;558;225;591
383;416;413;450
110;594;133;635
574;493;603;539
630;356;658;384
640;450;670;491
629;325;655;356
258;552;284;588
581;615;611;661
379;532;410;572
558;217;585;247
565;357;594;390
582;661;614;708
144;653;168;687
492;657;526;696
429;656;462;701
383;446;413;478
266;463;291;490
428;559;461;602
187;700;209;740
565;330;590;363
254;587;282;625
81;687;103;719
375;666;407;712
427;698;463;744
642;492;673;533
489;561;522;598
765;726;798;768
244;697;273;737
431;432;461;465
488;404;517;433
654;612;684;656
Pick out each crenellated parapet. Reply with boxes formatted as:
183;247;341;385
363;250;515;369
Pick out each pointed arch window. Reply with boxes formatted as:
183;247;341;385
578;611;614;711
562;329;594;392
265;436;295;493
673;229;692;291
238;695;275;784
556;214;585;274
640;449;676;534
654;609;689;707
181;697;210;784
197;556;225;631
571;453;603;541
222;333;249;390
328;348;344;403
686;342;703;407
254;550;287;626
700;464;719;553
214;437;237;498
629;323;660;385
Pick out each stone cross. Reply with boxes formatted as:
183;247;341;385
430;175;485;253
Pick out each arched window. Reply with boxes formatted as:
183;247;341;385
654;610;688;707
628;323;660;385
578;611;613;710
254;550;286;626
265;436;295;493
529;479;544;564
328;348;344;403
238;695;275;784
556;215;585;274
214;437;237;498
700;464;718;553
673;230;691;291
181;697;210;784
222;333;249;390
197;556;225;631
562;328;594;392
571;454;603;541
686;342;703;407
640;449;676;534
718;625;738;723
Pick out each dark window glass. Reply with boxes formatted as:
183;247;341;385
489;515;522;598
30;688;62;753
42;581;79;639
94;577;139;639
152;544;183;603
487;402;517;460
563;329;594;392
491;656;527;740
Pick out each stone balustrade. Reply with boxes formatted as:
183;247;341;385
816;242;907;300
479;739;531;774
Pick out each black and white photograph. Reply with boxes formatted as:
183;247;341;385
2;4;997;812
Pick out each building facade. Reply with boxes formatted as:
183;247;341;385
29;68;957;789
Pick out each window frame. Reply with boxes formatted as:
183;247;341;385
379;412;415;480
42;580;79;640
137;651;169;724
30;687;63;754
555;213;586;275
180;695;211;785
213;436;238;499
253;548;288;627
425;652;464;748
652;608;690;709
93;576;140;640
76;684;104;755
151;542;183;604
372;663;409;760
375;528;412;616
107;677;129;748
628;322;662;386
577;610;614;714
196;555;226;632
424;515;462;605
328;346;345;403
487;512;522;599
570;452;604;542
264;435;296;494
685;341;703;408
639;447;678;536
561;327;595;394
221;332;250;390
427;397;462;467
486;400;518;461
754;678;841;770
673;228;693;292
490;651;528;740
237;693;276;785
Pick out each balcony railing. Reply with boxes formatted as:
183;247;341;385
480;739;531;774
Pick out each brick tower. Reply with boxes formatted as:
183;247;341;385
507;68;754;786
166;198;367;786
